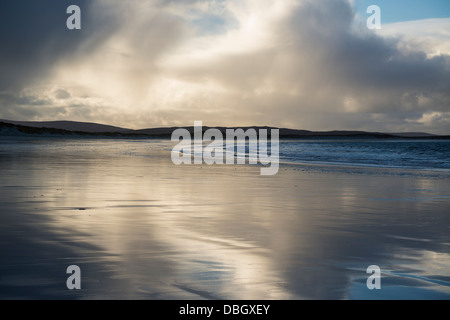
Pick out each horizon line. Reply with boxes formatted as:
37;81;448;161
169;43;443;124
1;119;449;138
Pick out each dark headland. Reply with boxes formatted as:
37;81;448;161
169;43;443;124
1;119;449;139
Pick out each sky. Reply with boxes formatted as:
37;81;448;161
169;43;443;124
0;0;449;134
354;0;450;23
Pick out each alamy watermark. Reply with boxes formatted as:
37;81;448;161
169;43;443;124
367;5;381;30
171;121;279;176
66;5;81;30
66;265;81;290
366;265;381;290
65;4;381;30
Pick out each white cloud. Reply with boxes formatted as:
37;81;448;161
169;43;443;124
379;18;450;57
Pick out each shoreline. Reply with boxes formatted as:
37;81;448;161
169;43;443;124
1;136;450;175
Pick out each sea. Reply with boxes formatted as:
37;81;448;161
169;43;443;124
279;139;450;171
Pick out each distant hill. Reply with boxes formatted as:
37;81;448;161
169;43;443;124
127;126;396;138
0;119;130;133
388;132;437;137
0;121;132;137
1;119;449;139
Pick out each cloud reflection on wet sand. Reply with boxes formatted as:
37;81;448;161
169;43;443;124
0;139;449;299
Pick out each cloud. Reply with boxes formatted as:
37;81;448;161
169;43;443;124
54;89;72;100
0;1;91;90
0;0;449;133
380;18;450;57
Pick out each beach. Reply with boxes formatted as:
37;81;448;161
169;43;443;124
0;138;449;299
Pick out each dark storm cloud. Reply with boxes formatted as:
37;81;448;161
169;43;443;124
0;0;119;91
0;92;51;107
0;92;48;119
0;90;111;122
54;89;71;100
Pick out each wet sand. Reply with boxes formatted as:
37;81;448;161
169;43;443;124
0;138;449;299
